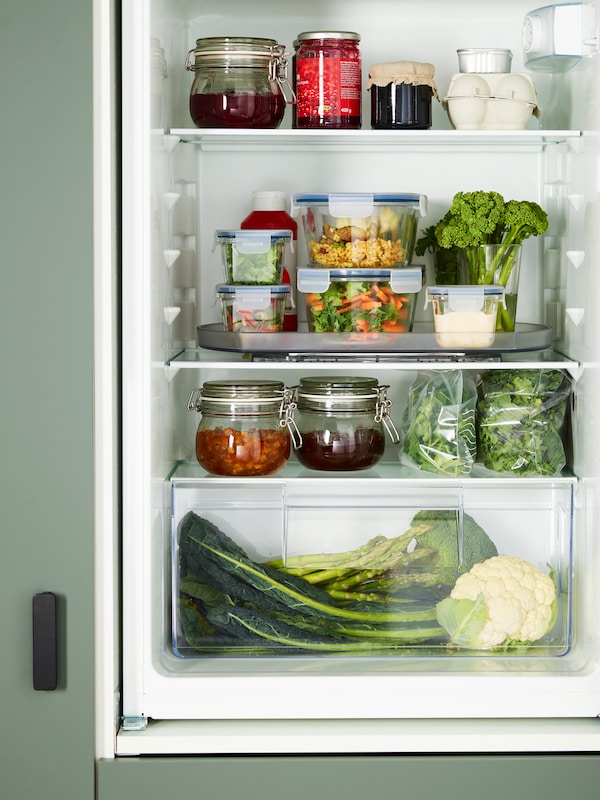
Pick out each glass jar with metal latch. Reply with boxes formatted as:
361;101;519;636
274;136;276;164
291;376;399;471
187;380;297;476
185;36;294;129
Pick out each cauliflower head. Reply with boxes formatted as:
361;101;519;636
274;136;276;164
436;554;557;650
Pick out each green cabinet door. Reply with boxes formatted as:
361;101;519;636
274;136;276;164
0;1;95;797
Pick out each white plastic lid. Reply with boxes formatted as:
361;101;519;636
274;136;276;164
252;190;286;211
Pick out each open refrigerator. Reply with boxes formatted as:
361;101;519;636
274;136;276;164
104;0;600;758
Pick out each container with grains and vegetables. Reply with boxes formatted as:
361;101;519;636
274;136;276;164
292;193;427;269
187;380;297;476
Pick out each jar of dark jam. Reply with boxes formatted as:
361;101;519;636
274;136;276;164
292;377;399;471
185;37;293;129
293;32;362;129
187;381;297;476
367;61;439;130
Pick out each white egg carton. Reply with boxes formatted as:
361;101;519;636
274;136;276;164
443;72;540;130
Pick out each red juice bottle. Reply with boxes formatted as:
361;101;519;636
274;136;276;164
240;191;298;331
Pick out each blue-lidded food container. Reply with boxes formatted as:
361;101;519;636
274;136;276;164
216;283;290;332
291;193;427;268
298;267;422;333
215;229;293;284
426;284;505;348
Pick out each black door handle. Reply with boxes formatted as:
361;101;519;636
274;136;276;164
32;592;57;691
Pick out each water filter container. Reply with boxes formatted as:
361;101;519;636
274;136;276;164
522;3;598;72
240;190;298;331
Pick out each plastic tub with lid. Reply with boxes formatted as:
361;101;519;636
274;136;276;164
292;193;427;268
298;267;422;333
216;284;290;332
215;229;292;284
426;285;505;348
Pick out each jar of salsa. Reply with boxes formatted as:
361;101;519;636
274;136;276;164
185;37;293;129
292;377;399;471
187;380;297;476
293;32;362;129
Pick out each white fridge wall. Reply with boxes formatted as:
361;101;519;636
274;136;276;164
116;0;600;754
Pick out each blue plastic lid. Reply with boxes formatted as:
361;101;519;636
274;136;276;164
297;267;422;294
291;192;427;217
215;229;292;241
216;284;290;294
427;285;504;295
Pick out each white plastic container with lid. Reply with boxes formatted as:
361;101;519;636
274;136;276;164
241;190;298;330
426;285;505;348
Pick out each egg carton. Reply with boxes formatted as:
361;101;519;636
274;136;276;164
443;72;540;130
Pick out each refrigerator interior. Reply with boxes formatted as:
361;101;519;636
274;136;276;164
114;0;600;755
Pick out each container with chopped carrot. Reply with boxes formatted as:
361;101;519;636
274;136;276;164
297;268;422;333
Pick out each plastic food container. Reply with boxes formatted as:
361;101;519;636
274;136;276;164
187;381;294;476
292;193;427;268
298;267;422;333
457;48;513;73
367;60;439;130
444;73;539;130
215;229;292;284
216;284;289;332
426;285;505;348
292;376;399;471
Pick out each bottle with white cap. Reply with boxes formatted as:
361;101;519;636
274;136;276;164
240;190;298;331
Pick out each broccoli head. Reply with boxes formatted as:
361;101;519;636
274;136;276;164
435;190;505;250
409;510;498;585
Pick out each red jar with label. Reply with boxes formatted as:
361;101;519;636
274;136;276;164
293;32;362;129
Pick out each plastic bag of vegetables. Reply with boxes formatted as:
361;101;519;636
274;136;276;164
400;370;477;476
476;369;571;476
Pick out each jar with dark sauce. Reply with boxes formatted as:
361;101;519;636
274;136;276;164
292;376;399;471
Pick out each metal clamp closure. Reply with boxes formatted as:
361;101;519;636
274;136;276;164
280;387;302;449
374;385;400;444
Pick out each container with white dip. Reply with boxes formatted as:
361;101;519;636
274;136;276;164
426;285;505;348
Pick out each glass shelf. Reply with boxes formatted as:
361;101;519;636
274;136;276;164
168;128;581;151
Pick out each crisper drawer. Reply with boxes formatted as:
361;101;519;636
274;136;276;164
171;478;573;659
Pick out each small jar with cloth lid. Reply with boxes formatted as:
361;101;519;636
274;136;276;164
368;61;438;129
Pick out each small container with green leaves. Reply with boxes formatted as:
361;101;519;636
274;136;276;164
215;229;292;285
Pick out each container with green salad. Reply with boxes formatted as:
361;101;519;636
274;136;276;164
215;229;292;284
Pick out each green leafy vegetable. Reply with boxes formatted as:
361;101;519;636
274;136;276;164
476;369;571;475
176;509;498;654
400;370;478;476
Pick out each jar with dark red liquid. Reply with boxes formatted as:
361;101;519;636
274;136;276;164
292;377;399;471
293;32;362;129
185;37;292;129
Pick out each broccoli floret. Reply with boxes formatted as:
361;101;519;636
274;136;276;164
410;510;499;583
500;199;549;247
